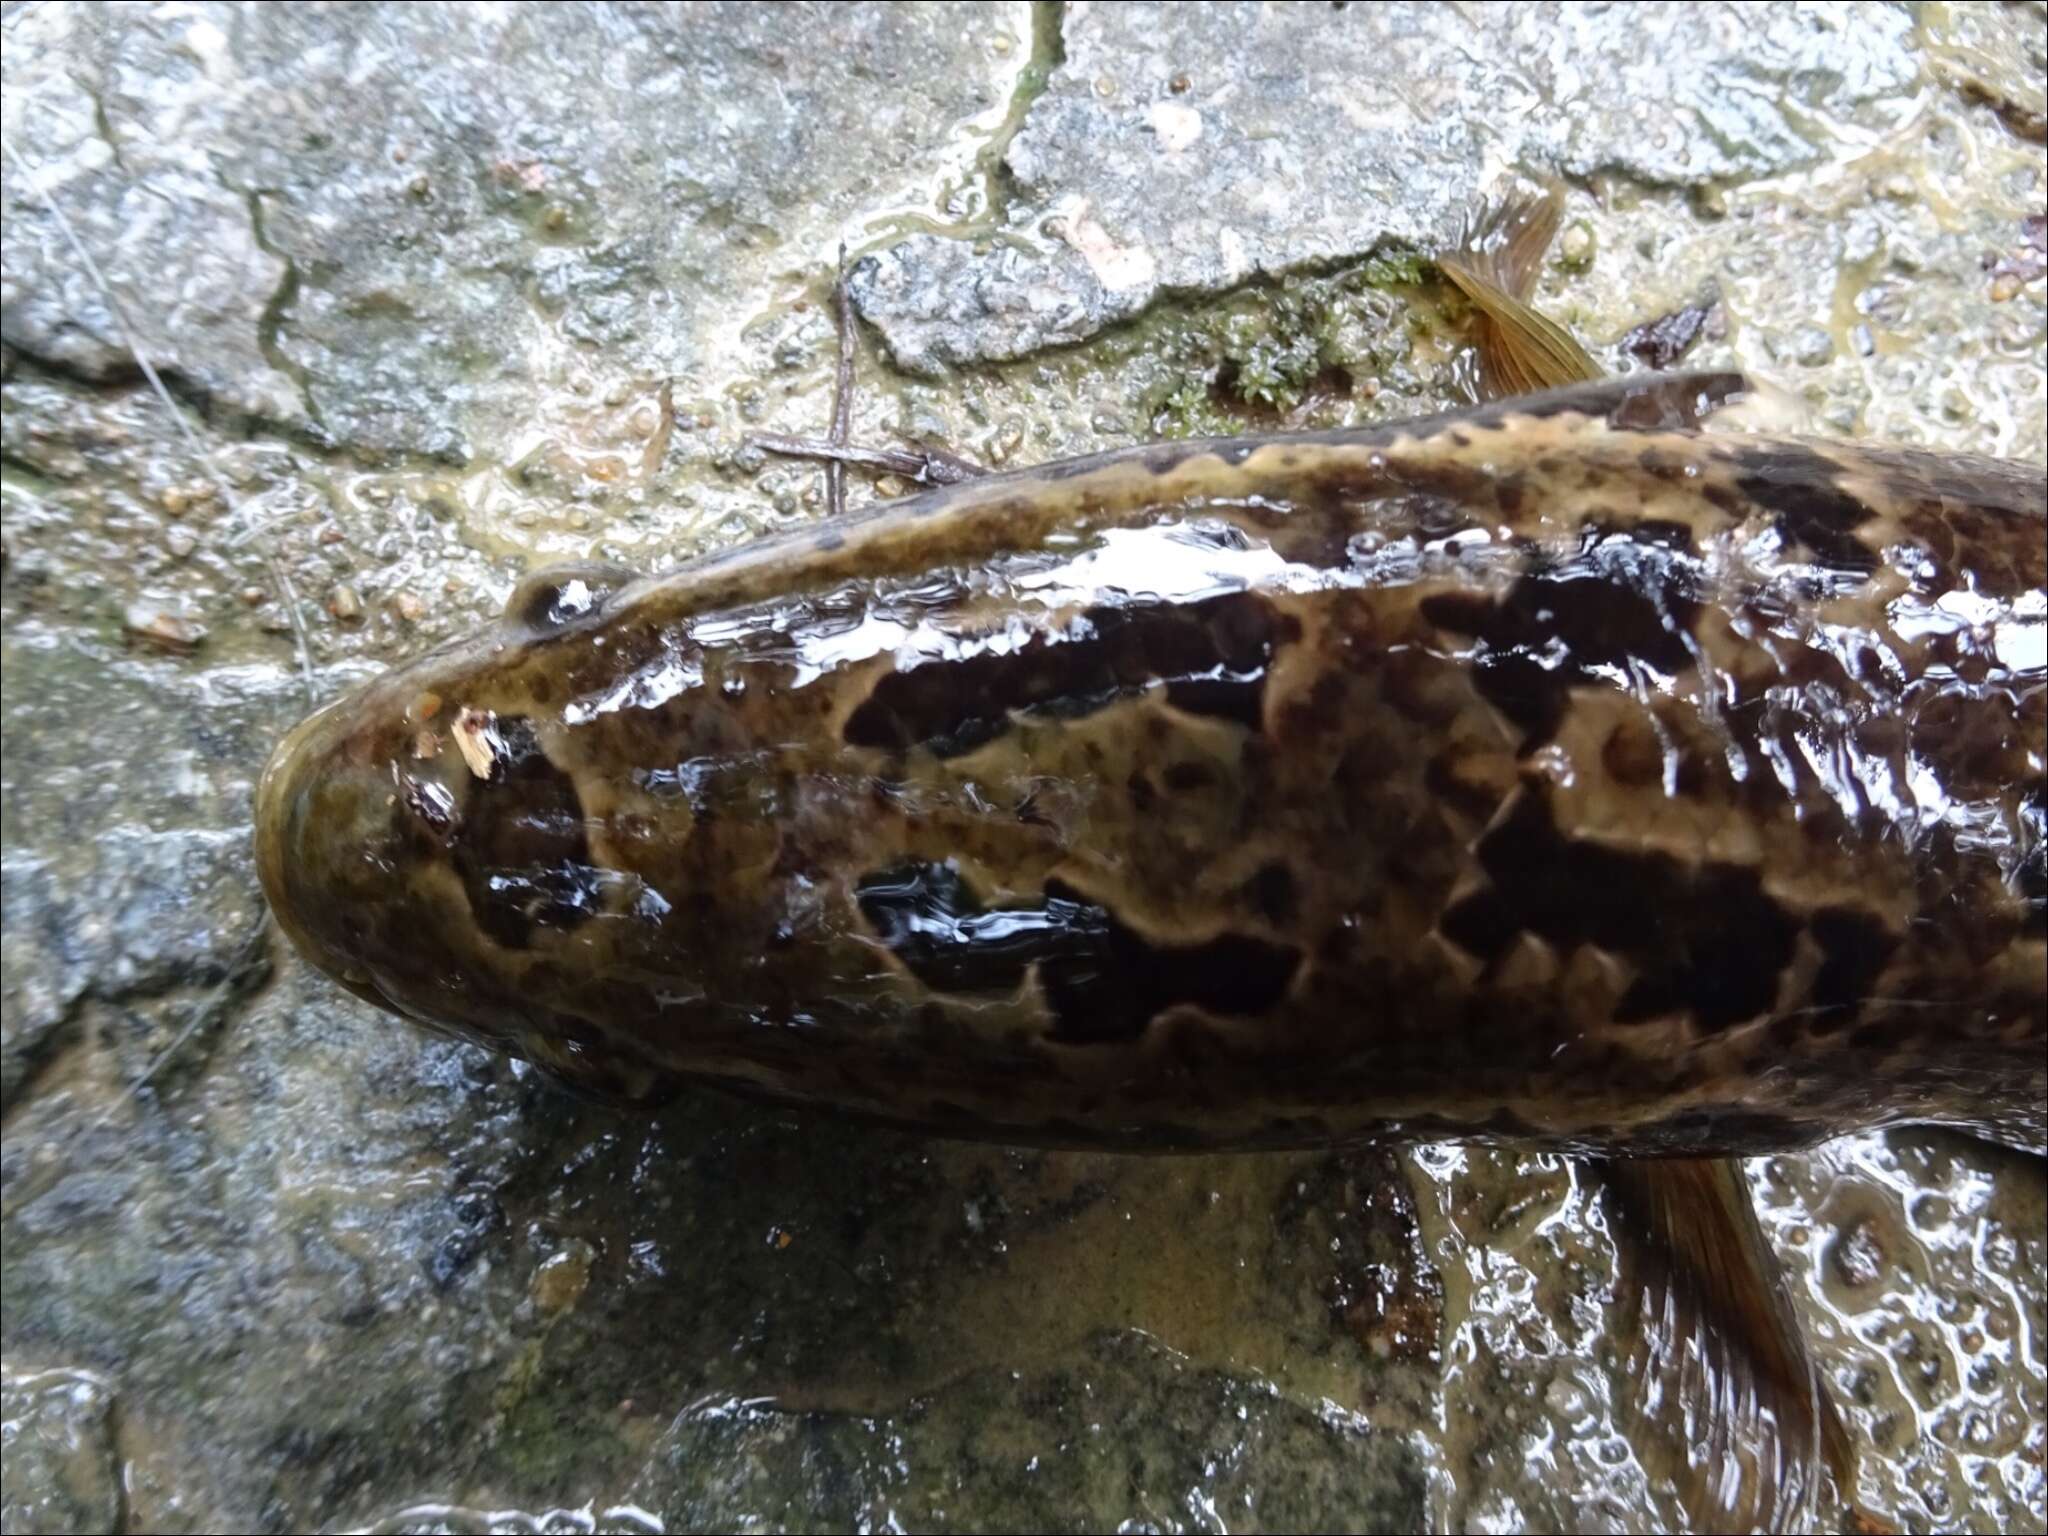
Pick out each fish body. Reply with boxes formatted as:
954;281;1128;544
255;370;2047;1155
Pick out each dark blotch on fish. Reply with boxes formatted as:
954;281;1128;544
1731;445;1880;575
1808;906;1898;1028
1441;787;1798;1031
1421;525;1700;748
844;593;1294;756
856;862;1299;1042
450;717;603;948
1244;860;1300;925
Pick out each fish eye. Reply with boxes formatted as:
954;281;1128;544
504;561;640;634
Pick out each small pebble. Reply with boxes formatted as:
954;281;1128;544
1558;220;1596;269
987;417;1026;465
1791;325;1835;367
165;525;198;559
530;1240;595;1315
390;590;426;623
1690;184;1729;220
1830;1216;1885;1288
1990;271;2022;302
123;599;206;654
328;584;363;622
160;481;214;515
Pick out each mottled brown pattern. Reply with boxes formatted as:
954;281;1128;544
1418;522;1703;748
256;373;2048;1153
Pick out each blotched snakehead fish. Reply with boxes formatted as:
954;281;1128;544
251;195;2046;1531
252;368;2047;1154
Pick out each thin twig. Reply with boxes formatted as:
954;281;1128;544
747;433;985;485
826;242;854;519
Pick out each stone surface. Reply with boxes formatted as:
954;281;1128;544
621;1331;1424;1533
0;1366;123;1536
850;0;1924;373
4;2;1028;457
2;1;2043;1532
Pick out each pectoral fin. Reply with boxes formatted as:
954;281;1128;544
1602;1155;1859;1533
1440;187;1605;396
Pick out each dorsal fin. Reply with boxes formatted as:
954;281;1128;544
1439;186;1605;396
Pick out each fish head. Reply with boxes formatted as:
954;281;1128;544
254;563;674;1098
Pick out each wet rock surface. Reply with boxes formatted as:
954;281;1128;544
3;2;2044;1531
619;1330;1424;1534
3;1;1020;458
851;1;1926;373
0;1366;123;1536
